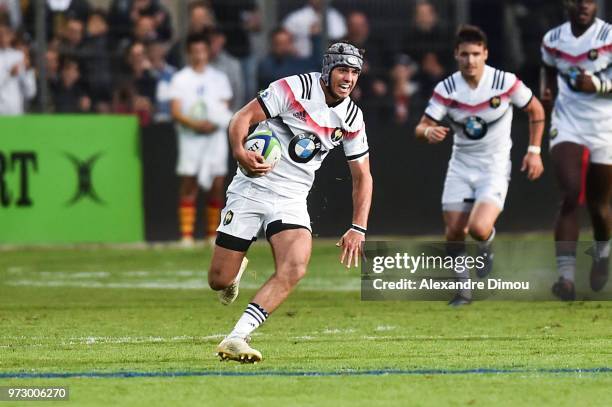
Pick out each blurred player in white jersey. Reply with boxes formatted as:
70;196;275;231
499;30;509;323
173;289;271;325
415;25;545;306
209;43;372;363
541;0;612;300
169;33;233;245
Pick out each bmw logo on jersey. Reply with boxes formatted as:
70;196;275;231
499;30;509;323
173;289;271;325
289;133;322;163
463;116;488;140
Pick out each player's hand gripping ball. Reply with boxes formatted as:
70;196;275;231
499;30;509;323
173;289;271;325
239;130;282;178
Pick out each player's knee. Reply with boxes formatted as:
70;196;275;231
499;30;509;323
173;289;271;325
445;225;466;241
468;222;493;242
207;266;231;291
180;178;198;198
276;262;307;286
559;189;581;213
586;199;610;219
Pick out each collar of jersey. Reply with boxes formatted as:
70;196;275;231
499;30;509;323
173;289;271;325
458;65;492;93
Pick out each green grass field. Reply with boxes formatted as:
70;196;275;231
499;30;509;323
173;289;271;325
0;238;611;406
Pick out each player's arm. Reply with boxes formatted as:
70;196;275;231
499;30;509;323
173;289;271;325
539;65;558;115
228;98;272;176
415;115;449;144
575;69;612;94
170;99;218;134
520;97;545;181
337;156;373;268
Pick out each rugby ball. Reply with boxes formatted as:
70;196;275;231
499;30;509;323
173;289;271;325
239;130;282;177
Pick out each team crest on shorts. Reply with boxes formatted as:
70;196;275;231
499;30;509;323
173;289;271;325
489;96;501;109
463;116;488;140
588;49;599;61
223;210;234;225
331;127;345;145
288;133;322;163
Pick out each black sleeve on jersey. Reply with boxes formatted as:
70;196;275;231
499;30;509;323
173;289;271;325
257;95;272;119
346;149;369;161
424;113;443;124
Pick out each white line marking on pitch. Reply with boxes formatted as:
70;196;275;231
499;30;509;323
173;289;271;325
4;280;359;291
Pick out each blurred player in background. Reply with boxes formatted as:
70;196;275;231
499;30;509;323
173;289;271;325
209;43;372;363
541;0;612;300
0;21;36;114
415;25;545;306
169;33;233;246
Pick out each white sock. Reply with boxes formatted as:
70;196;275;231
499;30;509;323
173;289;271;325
557;255;576;282
228;302;269;339
595;240;611;259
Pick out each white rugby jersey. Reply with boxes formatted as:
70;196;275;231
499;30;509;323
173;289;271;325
230;72;369;199
167;65;233;137
425;65;533;163
541;18;612;135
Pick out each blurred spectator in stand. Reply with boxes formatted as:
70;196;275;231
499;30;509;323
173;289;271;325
112;80;153;125
45;47;61;85
147;39;175;122
283;0;346;59
390;54;418;124
400;0;451;69
257;27;319;91
114;40;154;125
513;0;562;90
81;9;113;112
57;16;85;60
210;0;260;98
25;0;91;41
40;46;60;111
209;28;244;112
0;22;36;114
342;10;389;116
125;40;156;101
414;51;445;101
344;11;381;65
133;13;157;43
50;56;91;112
108;0;172;46
117;13;157;54
167;0;215;68
210;0;259;60
0;0;20;29
11;30;37;112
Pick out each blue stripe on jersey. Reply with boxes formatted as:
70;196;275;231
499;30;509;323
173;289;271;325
442;75;455;94
601;24;611;41
550;27;561;42
442;79;450;94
